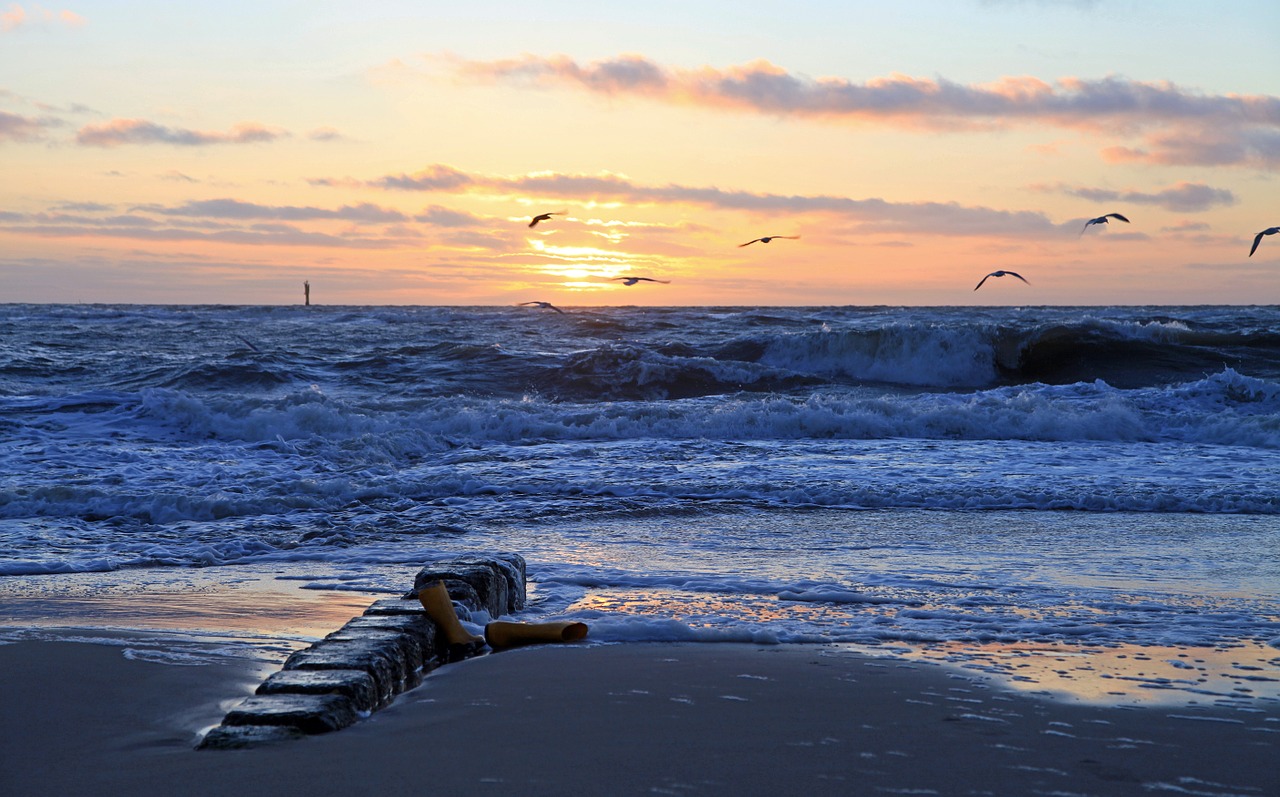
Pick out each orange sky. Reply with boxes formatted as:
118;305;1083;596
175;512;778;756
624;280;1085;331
2;1;1277;305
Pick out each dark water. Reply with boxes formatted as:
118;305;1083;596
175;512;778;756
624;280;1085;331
1;304;1277;659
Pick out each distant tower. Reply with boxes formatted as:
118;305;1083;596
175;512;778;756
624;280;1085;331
304;280;311;306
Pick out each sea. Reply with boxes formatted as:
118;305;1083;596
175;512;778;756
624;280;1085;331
2;304;1278;705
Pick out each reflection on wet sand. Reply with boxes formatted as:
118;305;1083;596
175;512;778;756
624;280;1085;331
877;640;1280;708
0;567;378;642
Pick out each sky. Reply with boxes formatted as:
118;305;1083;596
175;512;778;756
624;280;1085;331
1;0;1277;306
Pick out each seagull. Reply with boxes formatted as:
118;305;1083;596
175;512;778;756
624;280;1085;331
739;235;800;247
611;277;670;286
1080;212;1130;236
974;270;1030;291
518;301;564;314
528;211;564;228
1249;226;1279;257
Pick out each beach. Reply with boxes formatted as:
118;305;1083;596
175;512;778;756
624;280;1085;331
2;635;1278;797
5;0;1280;789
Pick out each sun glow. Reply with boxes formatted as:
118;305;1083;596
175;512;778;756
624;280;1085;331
525;238;628;260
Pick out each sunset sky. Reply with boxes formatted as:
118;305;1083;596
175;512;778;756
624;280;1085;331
2;1;1277;305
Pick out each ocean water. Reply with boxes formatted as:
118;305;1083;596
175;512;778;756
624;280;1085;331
2;304;1278;701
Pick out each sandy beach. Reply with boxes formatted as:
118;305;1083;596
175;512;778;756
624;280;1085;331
2;636;1277;797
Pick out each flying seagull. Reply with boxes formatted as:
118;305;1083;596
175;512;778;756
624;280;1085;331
739;235;800;247
611;277;670;286
1249;226;1279;257
1080;213;1131;236
974;270;1029;291
518;301;565;314
528;211;564;228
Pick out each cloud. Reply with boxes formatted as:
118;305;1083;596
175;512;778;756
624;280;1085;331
1160;220;1212;233
1102;127;1280;169
336;163;1062;237
414;205;487;228
0;4;22;30
0;195;515;253
135;198;410;224
1034;181;1238;212
52;201;114;212
0;109;62;141
0;3;22;30
441;53;1280;168
450;53;1280;130
3;219;409;248
1;4;85;32
76;119;288;147
307;126;346;142
363;164;475;191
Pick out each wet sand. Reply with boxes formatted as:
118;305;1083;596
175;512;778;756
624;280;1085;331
2;637;1277;796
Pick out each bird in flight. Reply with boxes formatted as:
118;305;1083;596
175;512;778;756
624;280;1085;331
529;211;564;228
518;301;565;314
739;235;800;247
611;277;670;286
1080;213;1130;236
1249;226;1279;257
974;270;1029;291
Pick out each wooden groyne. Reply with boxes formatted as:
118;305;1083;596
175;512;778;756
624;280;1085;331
198;553;526;749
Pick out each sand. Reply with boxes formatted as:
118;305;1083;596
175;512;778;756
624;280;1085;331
2;637;1277;797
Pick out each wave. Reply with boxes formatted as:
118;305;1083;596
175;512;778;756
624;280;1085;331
2;369;1277;546
4;366;1276;461
156;362;296;391
1004;317;1280;388
5;305;1279;401
748;316;1280;390
3;456;1274;533
534;343;821;400
108;367;1277;449
758;323;1000;387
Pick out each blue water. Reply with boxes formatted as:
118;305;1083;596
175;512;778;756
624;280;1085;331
1;304;1278;662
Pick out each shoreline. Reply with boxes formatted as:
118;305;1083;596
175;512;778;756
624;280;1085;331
4;558;1279;710
2;634;1278;796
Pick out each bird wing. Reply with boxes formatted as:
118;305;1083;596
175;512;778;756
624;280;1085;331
1250;232;1264;257
739;239;762;247
1007;271;1029;284
974;274;991;291
1108;213;1131;223
1079;220;1094;236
